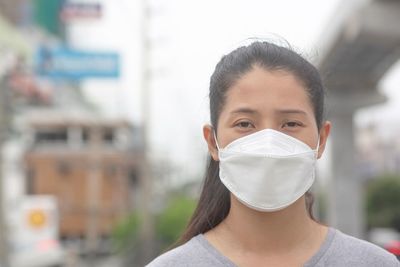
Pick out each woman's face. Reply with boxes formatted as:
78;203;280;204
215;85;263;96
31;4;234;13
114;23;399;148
204;66;330;160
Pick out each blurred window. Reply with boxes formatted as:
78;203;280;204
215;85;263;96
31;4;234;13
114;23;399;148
82;127;90;144
129;168;138;186
34;128;68;144
26;167;35;194
57;161;72;176
102;127;115;144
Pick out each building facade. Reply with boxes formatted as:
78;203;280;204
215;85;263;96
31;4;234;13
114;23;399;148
23;115;143;239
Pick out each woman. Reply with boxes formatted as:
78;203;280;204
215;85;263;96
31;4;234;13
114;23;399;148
148;41;399;266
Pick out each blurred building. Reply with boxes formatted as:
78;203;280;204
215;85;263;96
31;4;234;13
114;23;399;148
0;0;26;26
0;2;34;265
0;0;64;36
356;124;400;179
23;114;143;240
0;3;145;261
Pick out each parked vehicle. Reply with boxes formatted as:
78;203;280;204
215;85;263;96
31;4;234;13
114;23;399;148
385;240;400;261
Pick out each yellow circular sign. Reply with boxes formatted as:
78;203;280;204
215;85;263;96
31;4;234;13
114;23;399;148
27;209;47;228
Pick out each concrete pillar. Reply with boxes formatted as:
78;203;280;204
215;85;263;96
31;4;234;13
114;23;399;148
68;126;83;148
328;108;364;238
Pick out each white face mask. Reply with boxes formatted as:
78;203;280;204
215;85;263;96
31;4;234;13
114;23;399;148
215;129;319;212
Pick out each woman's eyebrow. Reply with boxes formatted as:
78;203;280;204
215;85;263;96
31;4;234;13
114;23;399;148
230;107;259;115
275;109;307;115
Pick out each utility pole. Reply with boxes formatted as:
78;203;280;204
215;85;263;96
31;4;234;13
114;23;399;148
85;126;102;266
0;70;11;267
136;0;155;265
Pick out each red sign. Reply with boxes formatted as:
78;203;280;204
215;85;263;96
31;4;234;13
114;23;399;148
60;2;102;22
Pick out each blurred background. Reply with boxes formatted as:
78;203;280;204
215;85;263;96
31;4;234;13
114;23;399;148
0;0;400;266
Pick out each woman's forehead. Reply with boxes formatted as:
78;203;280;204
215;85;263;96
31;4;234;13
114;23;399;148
222;67;314;115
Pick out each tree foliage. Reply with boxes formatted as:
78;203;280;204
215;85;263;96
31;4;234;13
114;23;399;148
111;195;196;253
366;175;400;232
155;196;196;248
111;212;141;253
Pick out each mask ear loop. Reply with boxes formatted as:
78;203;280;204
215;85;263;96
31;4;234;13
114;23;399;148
213;129;221;151
314;135;321;156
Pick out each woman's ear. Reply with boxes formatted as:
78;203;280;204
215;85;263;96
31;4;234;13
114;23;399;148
203;124;219;161
317;121;331;159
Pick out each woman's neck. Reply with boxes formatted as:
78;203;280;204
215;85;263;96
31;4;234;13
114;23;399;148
205;195;327;263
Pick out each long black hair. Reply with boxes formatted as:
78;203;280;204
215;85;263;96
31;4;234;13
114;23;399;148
179;41;326;244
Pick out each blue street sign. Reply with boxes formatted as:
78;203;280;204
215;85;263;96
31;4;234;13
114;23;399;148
35;46;120;80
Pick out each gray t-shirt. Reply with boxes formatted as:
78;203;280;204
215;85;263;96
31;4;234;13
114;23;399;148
147;228;399;266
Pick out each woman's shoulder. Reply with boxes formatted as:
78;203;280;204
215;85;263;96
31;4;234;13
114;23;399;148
146;238;199;267
325;228;399;266
146;234;231;267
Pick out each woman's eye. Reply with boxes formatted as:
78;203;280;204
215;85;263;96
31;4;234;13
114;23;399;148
235;121;254;128
282;121;302;128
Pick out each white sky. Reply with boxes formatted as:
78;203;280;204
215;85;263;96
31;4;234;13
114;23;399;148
67;0;400;182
